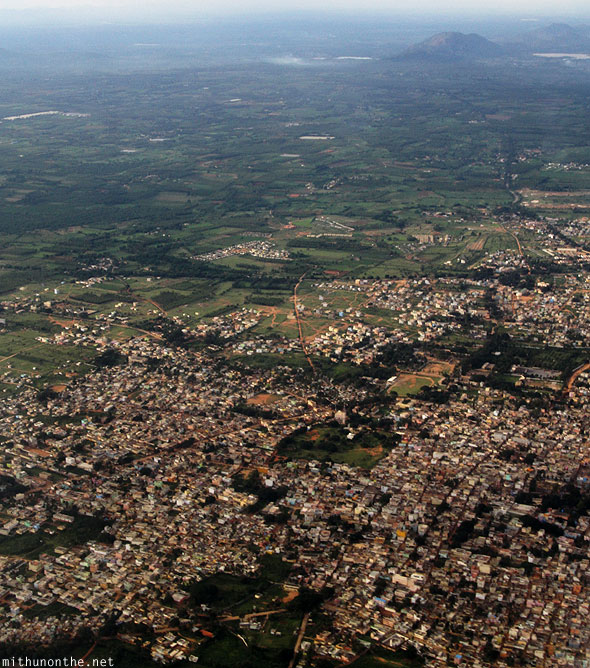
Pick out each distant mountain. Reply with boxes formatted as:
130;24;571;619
506;22;590;52
400;32;504;61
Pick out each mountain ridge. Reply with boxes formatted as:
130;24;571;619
399;31;504;61
504;22;590;53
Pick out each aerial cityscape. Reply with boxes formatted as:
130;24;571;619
0;7;590;668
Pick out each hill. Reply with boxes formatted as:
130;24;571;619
507;22;590;52
400;32;503;61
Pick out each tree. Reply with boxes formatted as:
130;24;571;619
189;580;220;606
94;348;127;368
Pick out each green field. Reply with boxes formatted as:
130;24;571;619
277;423;397;468
197;629;292;668
0;515;107;559
352;646;425;668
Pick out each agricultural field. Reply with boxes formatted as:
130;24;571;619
0;38;586;402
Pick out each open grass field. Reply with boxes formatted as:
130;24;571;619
0;515;106;559
352;647;425;668
277;423;396;469
197;629;292;668
391;373;435;396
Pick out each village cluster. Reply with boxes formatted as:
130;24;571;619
192;241;291;263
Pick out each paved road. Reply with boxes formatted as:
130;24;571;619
292;272;315;372
288;612;310;668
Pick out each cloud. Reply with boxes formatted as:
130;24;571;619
266;55;307;65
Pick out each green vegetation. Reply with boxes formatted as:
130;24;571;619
23;601;79;621
351;646;425;668
0;514;107;559
278;422;397;468
190;554;292;613
190;573;267;611
2;41;587;302
197;629;292;668
464;331;589;380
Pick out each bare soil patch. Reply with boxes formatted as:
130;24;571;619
246;393;280;406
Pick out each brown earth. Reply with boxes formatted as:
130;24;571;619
246;393;280;406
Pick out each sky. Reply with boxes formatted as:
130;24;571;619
0;0;589;22
0;0;588;13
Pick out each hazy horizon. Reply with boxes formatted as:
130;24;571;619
1;1;590;26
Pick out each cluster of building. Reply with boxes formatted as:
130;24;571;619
232;321;411;368
2;230;590;667
192;308;262;340
193;241;290;262
292;378;590;666
542;161;590;171
515;217;590;265
77;257;117;274
0;308;588;667
0;334;344;660
495;275;590;348
474;250;530;273
558;218;590;241
364;279;489;342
